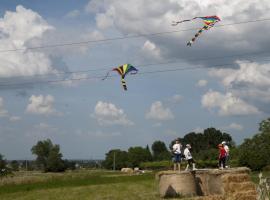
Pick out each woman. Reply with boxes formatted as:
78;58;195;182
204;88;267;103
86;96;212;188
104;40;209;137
218;143;226;170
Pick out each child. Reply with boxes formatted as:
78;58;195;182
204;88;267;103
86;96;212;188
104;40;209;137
184;144;197;171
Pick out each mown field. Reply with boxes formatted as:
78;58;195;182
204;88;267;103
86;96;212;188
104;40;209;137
0;170;161;200
0;170;269;200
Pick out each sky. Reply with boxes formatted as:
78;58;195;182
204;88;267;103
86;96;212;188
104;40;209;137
0;0;270;160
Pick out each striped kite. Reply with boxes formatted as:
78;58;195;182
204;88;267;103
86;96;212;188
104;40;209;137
103;64;138;91
172;16;221;46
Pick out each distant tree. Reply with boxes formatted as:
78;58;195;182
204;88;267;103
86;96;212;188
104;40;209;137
10;160;19;171
128;146;152;167
151;141;171;161
0;154;8;177
239;118;270;170
259;118;270;133
31;139;66;172
103;149;130;170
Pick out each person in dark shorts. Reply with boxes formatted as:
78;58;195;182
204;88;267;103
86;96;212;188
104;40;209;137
172;139;182;171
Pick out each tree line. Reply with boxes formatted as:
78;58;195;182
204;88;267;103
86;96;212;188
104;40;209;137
0;118;269;173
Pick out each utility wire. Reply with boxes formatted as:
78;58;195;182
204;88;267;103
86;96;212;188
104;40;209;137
0;49;269;80
0;18;269;53
0;58;269;88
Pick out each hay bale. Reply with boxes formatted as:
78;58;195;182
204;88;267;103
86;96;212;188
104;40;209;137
158;172;197;198
120;168;133;173
221;173;249;183
230;191;257;200
223;182;256;193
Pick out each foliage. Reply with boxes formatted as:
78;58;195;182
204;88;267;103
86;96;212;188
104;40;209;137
170;128;234;155
0;154;8;177
103;149;130;170
10;160;19;171
239;118;270;170
257;172;270;200
128;146;152;167
151;141;171;161
31;139;66;172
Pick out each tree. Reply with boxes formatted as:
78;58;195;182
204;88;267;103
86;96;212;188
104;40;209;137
103;149;130;170
128;146;152;167
151;141;171;161
0;154;8;177
10;160;19;171
239;118;270;170
31;139;66;172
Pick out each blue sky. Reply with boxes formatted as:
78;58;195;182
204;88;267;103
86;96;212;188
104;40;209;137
0;0;269;160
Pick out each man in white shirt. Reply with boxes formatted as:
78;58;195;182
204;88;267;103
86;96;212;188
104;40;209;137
184;144;197;171
172;139;182;171
222;141;230;168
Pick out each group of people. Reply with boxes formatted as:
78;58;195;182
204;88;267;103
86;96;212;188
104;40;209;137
172;139;196;171
171;139;230;171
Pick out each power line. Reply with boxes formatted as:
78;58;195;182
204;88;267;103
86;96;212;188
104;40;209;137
0;58;268;88
0;49;269;80
0;18;269;53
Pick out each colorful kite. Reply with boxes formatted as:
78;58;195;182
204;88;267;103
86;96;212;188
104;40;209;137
102;64;138;91
172;16;221;46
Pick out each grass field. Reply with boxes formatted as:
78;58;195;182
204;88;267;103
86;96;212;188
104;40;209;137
0;170;269;200
0;170;161;200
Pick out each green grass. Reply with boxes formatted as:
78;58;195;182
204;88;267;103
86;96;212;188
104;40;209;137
0;170;161;200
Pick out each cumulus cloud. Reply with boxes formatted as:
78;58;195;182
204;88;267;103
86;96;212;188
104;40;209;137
26;95;60;116
208;61;270;113
146;101;174;120
141;40;161;59
9;116;21;122
87;0;270;67
0;98;8;117
92;101;134;126
226;123;243;131
197;79;208;87
201;90;260;116
65;9;80;18
0;5;56;78
167;94;183;104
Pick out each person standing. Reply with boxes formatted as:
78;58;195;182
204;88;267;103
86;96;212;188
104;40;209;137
218;144;226;170
222;141;230;168
172;139;182;172
184;144;197;171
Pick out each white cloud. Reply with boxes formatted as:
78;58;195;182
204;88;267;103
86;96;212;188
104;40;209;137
201;90;260;116
146;101;174;120
227;123;243;131
141;40;161;59
65;9;80;18
96;13;114;29
167;94;183;104
26;95;60;116
209;61;270;110
92;101;134;126
9;116;21;122
193;127;204;133
0;5;56;78
209;61;270;88
197;79;208;87
0;98;8;117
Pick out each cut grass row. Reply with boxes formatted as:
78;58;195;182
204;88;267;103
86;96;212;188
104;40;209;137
0;171;155;195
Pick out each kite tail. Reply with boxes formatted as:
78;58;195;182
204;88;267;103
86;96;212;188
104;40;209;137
171;17;197;26
102;71;110;80
121;78;127;91
187;25;209;46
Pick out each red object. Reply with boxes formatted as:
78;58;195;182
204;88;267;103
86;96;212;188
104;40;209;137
219;147;226;159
